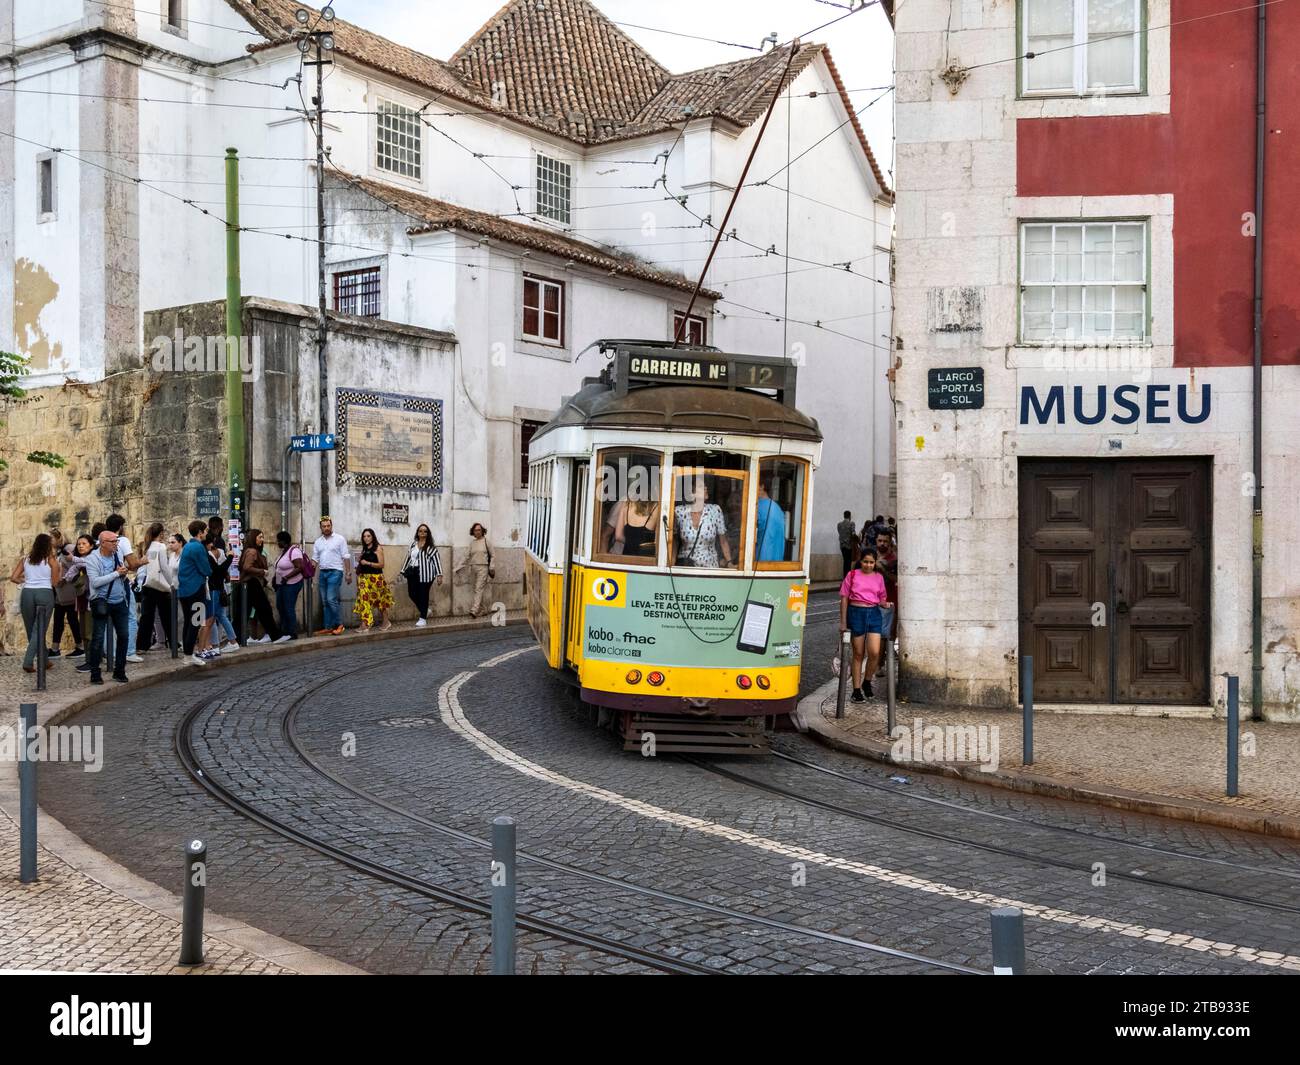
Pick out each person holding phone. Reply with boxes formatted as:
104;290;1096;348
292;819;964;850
839;548;893;702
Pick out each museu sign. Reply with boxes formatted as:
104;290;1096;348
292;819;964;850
1018;382;1212;426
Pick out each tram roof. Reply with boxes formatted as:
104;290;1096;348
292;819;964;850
532;380;823;444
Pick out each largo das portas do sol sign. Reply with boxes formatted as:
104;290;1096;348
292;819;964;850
928;367;985;409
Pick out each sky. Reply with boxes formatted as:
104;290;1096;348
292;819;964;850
335;0;896;178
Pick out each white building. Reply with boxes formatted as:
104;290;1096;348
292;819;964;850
0;0;892;586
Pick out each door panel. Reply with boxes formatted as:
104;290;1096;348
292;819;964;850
1019;465;1109;701
1019;458;1209;704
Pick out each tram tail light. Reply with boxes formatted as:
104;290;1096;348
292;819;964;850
647;671;665;687
625;669;642;685
755;675;770;691
736;675;752;690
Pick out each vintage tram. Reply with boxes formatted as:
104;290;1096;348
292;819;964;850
523;340;823;753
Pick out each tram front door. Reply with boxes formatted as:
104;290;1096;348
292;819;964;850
563;460;588;670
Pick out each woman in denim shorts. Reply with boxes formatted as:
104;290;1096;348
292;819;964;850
838;548;893;701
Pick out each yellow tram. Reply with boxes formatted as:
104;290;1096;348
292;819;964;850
524;340;823;753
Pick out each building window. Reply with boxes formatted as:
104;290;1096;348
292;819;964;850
673;311;707;346
519;419;545;487
522;275;564;344
165;0;184;29
376;100;422;180
333;267;382;317
1020;221;1147;343
535;154;571;224
1021;0;1142;96
37;155;55;219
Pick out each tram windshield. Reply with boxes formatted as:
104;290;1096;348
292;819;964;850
593;447;663;565
669;451;748;570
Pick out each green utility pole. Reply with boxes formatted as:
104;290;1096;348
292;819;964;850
225;147;246;495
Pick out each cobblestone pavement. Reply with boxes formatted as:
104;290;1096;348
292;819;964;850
29;593;1300;974
0;813;291;975
812;678;1300;823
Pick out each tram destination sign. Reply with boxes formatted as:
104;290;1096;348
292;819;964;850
928;367;984;410
625;353;789;391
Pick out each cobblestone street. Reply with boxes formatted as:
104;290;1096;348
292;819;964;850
9;598;1300;975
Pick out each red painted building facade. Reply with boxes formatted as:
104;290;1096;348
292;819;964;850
895;1;1300;718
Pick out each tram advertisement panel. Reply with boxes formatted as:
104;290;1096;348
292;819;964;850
582;572;806;668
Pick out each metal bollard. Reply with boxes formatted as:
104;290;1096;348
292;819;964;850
990;906;1025;974
179;838;207;966
835;629;851;719
491;816;516;975
19;703;37;883
1226;673;1239;798
886;636;898;735
1021;654;1034;767
35;604;49;692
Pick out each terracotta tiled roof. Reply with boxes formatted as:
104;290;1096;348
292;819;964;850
332;172;720;299
623;44;819;136
224;0;490;108
452;0;668;141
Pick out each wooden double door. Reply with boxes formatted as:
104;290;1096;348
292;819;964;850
1018;459;1210;704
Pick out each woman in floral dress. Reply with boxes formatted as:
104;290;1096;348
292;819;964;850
353;528;394;631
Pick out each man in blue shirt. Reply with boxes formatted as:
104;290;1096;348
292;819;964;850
177;519;213;666
84;531;131;684
755;479;788;563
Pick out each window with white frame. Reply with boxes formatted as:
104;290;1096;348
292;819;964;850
1020;221;1147;343
535;154;572;224
1021;0;1143;96
376;100;422;180
164;0;184;31
522;274;564;344
673;311;707;346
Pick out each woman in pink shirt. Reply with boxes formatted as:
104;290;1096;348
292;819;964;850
839;548;893;702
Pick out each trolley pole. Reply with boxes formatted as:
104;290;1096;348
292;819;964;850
225;148;245;495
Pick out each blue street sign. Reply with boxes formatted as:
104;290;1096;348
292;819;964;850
291;433;336;453
195;486;221;515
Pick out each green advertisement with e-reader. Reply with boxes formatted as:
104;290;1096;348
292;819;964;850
582;571;806;667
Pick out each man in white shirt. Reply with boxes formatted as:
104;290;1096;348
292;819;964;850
311;516;353;635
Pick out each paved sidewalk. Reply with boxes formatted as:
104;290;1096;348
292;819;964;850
0;612;523;974
801;679;1300;839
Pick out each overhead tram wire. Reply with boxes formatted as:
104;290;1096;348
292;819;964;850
0;126;880;352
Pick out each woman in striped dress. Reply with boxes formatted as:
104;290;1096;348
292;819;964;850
402;523;443;627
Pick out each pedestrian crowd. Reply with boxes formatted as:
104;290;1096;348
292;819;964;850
3;513;498;684
836;510;898;703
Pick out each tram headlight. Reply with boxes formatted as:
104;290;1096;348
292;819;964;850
626;669;642;685
736;675;752;690
755;675;770;690
647;671;665;687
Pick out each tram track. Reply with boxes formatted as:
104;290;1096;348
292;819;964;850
684;755;1300;917
175;632;978;975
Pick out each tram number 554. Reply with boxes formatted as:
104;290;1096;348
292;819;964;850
702;434;725;446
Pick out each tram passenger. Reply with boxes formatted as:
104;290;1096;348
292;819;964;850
754;477;788;562
601;498;660;558
839;547;892;702
672;476;733;568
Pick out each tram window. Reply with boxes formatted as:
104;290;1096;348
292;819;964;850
593;448;663;565
755;457;808;568
669;451;748;570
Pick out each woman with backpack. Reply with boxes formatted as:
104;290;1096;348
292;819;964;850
272;531;309;639
139;522;177;652
49;530;85;658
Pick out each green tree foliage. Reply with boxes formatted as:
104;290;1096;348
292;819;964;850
0;349;67;473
